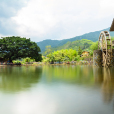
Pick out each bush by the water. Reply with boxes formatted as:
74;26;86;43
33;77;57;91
12;57;35;64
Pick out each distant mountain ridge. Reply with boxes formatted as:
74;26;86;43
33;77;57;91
51;39;94;53
37;27;114;52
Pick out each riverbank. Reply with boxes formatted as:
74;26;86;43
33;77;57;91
0;60;93;66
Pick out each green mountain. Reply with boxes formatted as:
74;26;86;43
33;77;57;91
37;27;114;52
51;39;94;52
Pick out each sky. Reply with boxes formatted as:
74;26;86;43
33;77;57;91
0;0;114;42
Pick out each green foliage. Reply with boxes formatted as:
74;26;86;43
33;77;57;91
43;39;100;62
63;56;70;61
45;49;77;62
24;57;35;62
37;27;112;52
90;41;98;51
111;37;114;49
25;57;30;62
89;51;93;56
78;46;82;56
0;36;42;61
111;37;114;41
47;53;55;62
51;39;94;52
12;57;35;64
45;45;52;56
73;55;80;61
12;60;21;64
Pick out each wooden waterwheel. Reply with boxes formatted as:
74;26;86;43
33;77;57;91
98;31;112;67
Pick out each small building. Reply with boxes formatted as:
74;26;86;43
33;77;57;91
81;51;90;57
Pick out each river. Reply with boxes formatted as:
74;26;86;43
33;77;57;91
0;65;114;114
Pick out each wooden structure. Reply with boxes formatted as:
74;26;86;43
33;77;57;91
93;19;114;67
98;31;112;67
110;19;114;31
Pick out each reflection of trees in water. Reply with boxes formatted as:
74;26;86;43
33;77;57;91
0;66;42;92
102;68;114;103
94;67;114;103
93;67;103;84
43;65;94;85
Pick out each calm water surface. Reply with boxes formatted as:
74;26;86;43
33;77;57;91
0;65;114;114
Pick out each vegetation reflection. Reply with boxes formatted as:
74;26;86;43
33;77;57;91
42;65;94;85
94;67;114;103
0;66;42;92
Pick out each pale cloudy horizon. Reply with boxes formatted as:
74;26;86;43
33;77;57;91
0;0;114;42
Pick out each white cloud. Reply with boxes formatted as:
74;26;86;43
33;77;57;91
1;0;114;42
0;0;29;37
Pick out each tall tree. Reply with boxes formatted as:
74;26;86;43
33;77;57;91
78;46;82;56
0;36;42;61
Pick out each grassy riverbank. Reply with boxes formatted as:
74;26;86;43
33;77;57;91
0;60;93;66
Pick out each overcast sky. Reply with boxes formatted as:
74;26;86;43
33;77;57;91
0;0;114;42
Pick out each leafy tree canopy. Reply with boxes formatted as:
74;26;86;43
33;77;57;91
46;49;77;62
90;41;98;51
0;36;42;61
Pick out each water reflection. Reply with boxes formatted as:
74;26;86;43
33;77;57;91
102;68;114;103
94;67;114;103
0;66;42;92
42;65;94;85
0;65;114;114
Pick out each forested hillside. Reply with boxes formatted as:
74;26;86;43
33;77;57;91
51;39;93;52
37;27;114;52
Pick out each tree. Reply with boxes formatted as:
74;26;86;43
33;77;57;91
78;46;82;56
0;36;42;61
47;53;55;63
45;45;52;56
90;41;98;51
46;49;77;63
53;50;62;63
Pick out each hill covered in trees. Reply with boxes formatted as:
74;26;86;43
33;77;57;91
37;27;114;52
51;39;94;52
